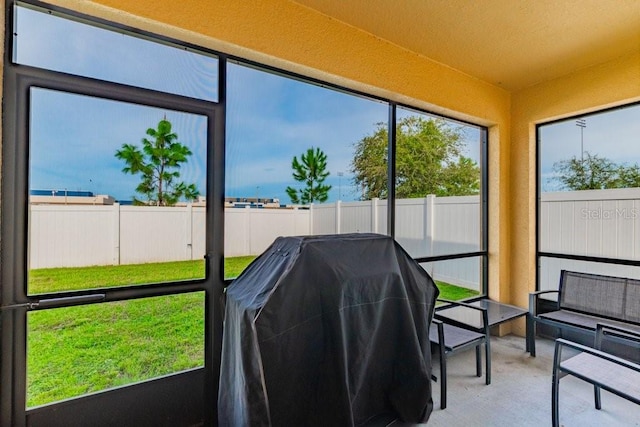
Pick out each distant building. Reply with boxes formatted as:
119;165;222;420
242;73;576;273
224;197;284;208
175;196;206;207
29;189;116;205
30;190;293;208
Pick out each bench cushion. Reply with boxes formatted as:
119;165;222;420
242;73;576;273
560;352;640;404
539;310;640;333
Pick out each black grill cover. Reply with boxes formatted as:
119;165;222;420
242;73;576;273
218;233;439;426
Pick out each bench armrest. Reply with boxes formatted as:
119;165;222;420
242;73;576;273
529;290;559;297
529;290;559;316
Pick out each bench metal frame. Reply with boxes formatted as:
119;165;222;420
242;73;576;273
552;323;640;427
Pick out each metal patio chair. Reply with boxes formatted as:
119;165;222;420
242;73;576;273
429;316;487;409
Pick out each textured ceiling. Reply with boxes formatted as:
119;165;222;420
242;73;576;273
292;0;640;90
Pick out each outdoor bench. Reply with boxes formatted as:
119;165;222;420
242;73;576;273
552;323;640;427
528;270;640;357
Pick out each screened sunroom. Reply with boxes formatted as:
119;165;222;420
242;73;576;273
1;1;639;426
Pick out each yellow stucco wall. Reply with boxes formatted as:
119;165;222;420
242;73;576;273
63;1;508;119
508;51;640;334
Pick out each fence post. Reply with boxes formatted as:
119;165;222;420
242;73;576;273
426;195;435;257
244;206;252;255
113;203;121;265
186;204;193;260
335;201;342;234
372;198;379;233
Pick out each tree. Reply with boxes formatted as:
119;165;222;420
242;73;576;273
351;116;480;199
285;147;332;204
551;151;640;190
115;117;200;206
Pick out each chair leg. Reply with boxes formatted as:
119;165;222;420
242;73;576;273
434;321;448;410
551;340;563;427
484;339;491;385
552;366;560;427
475;344;482;377
528;317;536;357
525;315;530;353
594;385;601;410
440;346;447;410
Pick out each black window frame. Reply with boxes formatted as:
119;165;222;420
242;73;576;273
392;103;489;289
535;102;640;292
1;2;226;425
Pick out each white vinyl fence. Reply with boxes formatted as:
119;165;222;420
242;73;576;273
225;207;311;256
312;196;481;289
31;188;640;291
30;204;209;269
29;204;311;269
29;195;483;290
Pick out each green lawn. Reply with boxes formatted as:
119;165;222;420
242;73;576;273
436;280;479;300
28;292;205;407
29;257;255;294
27;257;477;407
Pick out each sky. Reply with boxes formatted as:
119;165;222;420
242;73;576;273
19;6;213;202
225;63;388;202
225;64;480;202
539;105;640;192
20;4;638;205
29;89;208;199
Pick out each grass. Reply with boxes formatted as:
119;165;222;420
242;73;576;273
28;292;205;407
27;256;477;407
224;256;256;279
29;257;256;294
436;280;479;300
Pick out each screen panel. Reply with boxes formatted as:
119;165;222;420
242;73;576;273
27;292;205;407
14;4;218;101
28;88;208;294
395;107;482;258
539;104;640;261
224;62;388;278
420;256;482;298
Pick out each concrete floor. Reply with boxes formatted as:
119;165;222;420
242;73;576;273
391;335;639;427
